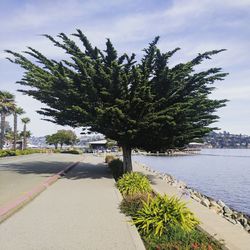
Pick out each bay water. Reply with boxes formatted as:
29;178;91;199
133;149;250;215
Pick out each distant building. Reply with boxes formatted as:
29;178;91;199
88;139;107;151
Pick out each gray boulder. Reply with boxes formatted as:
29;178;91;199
238;216;248;227
191;194;201;203
217;200;226;208
201;198;210;207
244;224;250;232
226;217;237;224
223;206;233;215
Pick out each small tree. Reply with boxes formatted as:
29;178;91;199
45;133;59;149
46;130;77;149
21;117;30;150
6;30;228;172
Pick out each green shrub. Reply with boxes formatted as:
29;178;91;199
143;225;223;250
14;150;22;156
0;150;8;157
21;149;42;154
60;150;81;154
133;194;199;236
6;150;16;156
0;150;16;156
105;154;115;164
117;172;152;196
0;149;43;158
108;159;124;180
52;149;61;153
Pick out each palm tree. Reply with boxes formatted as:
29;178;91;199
0;91;15;149
21;117;30;150
13;107;25;150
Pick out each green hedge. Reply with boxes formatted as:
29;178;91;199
0;149;43;158
60;150;81;154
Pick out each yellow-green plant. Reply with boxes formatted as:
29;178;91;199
133;194;199;236
117;172;152;196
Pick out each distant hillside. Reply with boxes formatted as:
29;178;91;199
203;131;250;148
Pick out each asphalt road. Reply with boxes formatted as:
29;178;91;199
0;153;82;206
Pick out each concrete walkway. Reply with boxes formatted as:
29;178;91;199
0;155;145;250
134;162;250;250
0;153;82;206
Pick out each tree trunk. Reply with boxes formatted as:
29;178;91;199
13;112;17;150
0;112;5;150
54;144;58;149
122;145;133;173
23;124;27;150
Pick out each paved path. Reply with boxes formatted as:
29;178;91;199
134;162;250;250
0;155;145;250
0;153;81;206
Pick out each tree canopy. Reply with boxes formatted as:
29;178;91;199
6;30;228;171
46;130;78;149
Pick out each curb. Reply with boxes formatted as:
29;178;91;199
0;161;79;223
114;187;146;250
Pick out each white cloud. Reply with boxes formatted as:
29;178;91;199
1;0;122;31
213;86;250;100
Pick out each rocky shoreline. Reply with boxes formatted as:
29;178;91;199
135;161;250;234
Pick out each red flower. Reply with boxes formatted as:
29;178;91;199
191;242;200;249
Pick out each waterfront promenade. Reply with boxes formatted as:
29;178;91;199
1;153;250;249
0;154;144;250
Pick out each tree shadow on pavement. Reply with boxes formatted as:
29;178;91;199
0;161;113;180
0;161;73;177
65;163;113;180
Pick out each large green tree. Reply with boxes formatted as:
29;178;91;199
6;30;227;172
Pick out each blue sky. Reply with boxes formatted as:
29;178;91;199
0;0;250;136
